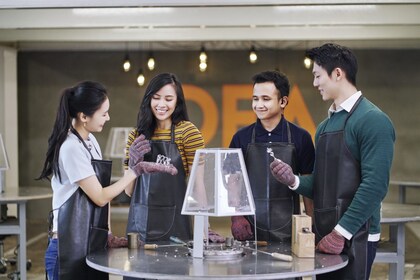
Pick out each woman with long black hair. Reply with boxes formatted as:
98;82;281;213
124;73;225;249
38;81;176;280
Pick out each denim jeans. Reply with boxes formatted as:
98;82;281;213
45;238;59;280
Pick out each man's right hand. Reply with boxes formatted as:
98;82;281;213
231;216;253;241
270;159;296;187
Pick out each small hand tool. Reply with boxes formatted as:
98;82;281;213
144;236;188;250
256;249;293;262
267;148;282;162
242;246;293;261
255;240;268;246
143;243;185;250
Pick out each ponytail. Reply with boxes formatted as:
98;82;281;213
37;81;108;182
37;88;74;181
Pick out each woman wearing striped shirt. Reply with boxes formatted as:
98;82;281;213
124;73;223;246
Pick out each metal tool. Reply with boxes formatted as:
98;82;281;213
144;236;188;250
144;243;185;250
266;148;282;162
242;246;293;262
256;250;293;261
237;240;268;247
170;236;187;245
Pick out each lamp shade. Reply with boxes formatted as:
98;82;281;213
0;134;9;171
182;148;255;217
104;127;134;159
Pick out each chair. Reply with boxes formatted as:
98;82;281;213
0;205;32;276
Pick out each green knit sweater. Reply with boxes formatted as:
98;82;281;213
298;97;395;237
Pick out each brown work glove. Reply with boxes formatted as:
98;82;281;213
130;161;178;177
270;159;296;187
208;228;226;243
316;230;345;255
128;134;151;166
107;233;128;248
231;216;253;241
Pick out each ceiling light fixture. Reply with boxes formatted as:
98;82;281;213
199;46;208;72
249;45;258;64
123;53;131;72
199;61;207;72
147;52;155;71
303;57;312;69
137;69;145;86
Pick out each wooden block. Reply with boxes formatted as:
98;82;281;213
292;231;315;258
292;215;312;243
292;214;314;258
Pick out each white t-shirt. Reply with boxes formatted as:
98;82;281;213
51;132;102;233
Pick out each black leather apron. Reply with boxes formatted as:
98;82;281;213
245;121;300;241
126;125;191;242
314;97;369;280
57;132;111;280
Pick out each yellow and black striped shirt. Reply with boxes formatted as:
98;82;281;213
124;121;205;176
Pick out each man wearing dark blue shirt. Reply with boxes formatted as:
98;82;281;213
229;71;315;242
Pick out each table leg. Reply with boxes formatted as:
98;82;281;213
388;223;405;280
398;185;406;204
18;202;27;280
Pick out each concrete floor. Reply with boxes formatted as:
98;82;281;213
1;206;420;280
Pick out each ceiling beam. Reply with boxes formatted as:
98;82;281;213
2;0;420;8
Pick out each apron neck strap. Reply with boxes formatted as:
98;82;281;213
70;127;94;159
344;95;364;127
170;123;176;144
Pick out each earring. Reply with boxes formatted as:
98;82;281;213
84;122;86;127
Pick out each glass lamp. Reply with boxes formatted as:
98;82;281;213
104;127;134;176
182;148;255;258
0;134;10;193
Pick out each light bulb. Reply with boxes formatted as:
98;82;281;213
199;61;207;72
137;71;145;86
147;57;155;71
199;47;207;62
123;54;131;72
304;57;312;69
249;48;258;64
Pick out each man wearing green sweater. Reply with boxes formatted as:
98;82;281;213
270;43;395;280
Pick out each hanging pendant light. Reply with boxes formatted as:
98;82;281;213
249;46;258;64
304;57;312;69
147;52;155;71
123;53;131;72
137;69;145;86
199;47;207;62
199;46;208;72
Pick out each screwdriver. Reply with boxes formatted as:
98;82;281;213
144;243;185;250
242;246;293;261
256;250;293;262
144;236;187;250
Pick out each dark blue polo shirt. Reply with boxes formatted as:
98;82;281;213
229;117;315;175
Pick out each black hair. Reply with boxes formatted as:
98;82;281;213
136;73;189;138
305;43;358;86
37;81;108;182
252;70;290;99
